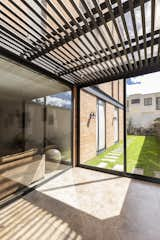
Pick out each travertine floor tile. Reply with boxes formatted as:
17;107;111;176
1;167;160;240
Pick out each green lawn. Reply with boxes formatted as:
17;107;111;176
84;135;160;177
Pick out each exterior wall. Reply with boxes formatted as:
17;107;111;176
127;92;160;129
80;79;124;162
106;103;115;148
98;79;124;102
106;105;124;148
119;80;124;104
80;90;97;163
119;108;124;141
113;80;119;100
98;82;112;96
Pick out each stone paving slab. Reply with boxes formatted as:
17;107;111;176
102;159;116;162
104;155;118;159
113;150;122;153
112;164;123;171
132;168;144;175
97;162;107;168
108;153;121;156
154;171;160;178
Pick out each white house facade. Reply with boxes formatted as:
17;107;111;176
127;92;160;129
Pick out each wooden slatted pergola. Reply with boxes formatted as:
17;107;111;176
1;0;160;87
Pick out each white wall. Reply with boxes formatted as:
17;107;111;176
127;92;160;129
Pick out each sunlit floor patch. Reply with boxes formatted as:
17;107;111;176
1;167;160;240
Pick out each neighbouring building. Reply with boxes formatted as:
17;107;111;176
126;92;160;130
80;80;124;163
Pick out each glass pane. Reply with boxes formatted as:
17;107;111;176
0;57;72;201
126;73;160;178
45;91;72;177
80;80;124;172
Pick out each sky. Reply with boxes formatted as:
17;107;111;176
46;91;71;109
127;72;160;96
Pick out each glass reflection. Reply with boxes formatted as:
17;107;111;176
0;85;72;201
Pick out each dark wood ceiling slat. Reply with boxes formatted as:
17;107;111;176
128;0;143;68
150;0;156;61
56;0;106;79
34;0;100;82
1;0;159;86
117;0;138;69
59;33;159;77
105;0;132;71
68;0;111;77
29;0;148;62
141;0;148;66
74;0;115;75
92;0;125;73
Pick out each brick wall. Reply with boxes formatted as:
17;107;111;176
97;79;124;101
98;82;112;96
80;79;124;163
113;80;119;100
80;90;97;163
119;80;124;104
106;103;115;148
119;108;124;141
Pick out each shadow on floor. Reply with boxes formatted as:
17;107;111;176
0;168;160;240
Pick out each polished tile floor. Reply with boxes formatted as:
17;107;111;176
0;167;160;240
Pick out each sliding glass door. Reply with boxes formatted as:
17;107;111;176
80;79;124;172
126;73;160;179
79;73;160;182
0;57;72;202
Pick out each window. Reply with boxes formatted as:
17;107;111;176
126;73;160;179
80;79;124;172
131;99;140;104
156;97;160;110
144;98;152;106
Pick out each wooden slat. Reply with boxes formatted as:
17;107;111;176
1;0;159;86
